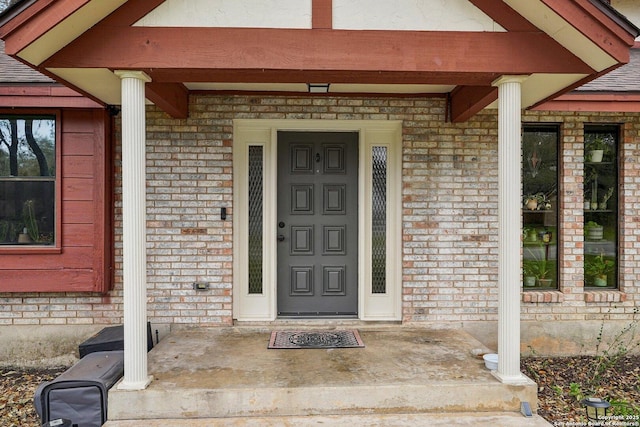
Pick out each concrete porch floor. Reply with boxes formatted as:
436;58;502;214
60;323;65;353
106;325;549;426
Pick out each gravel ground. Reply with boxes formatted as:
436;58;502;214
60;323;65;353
521;354;640;424
1;366;67;427
1;356;639;426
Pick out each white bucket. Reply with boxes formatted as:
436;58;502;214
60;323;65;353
483;353;498;370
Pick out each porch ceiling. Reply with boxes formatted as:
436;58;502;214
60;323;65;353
0;0;637;122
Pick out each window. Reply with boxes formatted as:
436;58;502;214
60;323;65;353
584;126;618;288
522;126;558;289
0;115;56;246
371;146;387;294
248;145;264;294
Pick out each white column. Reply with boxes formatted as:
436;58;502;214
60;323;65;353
115;70;153;390
492;75;530;385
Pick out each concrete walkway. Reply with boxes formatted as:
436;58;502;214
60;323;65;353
106;326;546;425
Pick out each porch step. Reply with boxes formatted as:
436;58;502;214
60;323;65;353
108;381;536;419
105;412;552;426
107;327;538;421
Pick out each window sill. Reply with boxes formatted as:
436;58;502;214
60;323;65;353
0;245;62;255
522;290;564;303
584;290;626;303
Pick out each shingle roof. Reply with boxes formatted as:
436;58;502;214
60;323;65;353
0;39;55;83
576;48;640;92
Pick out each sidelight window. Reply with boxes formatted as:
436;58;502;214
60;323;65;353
248;145;264;294
583;126;618;289
371;146;387;294
522;125;559;289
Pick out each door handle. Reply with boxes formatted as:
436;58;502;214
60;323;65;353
278;234;285;242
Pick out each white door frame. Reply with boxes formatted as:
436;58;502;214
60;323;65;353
233;119;402;321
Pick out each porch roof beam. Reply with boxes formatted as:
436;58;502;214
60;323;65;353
145;82;189;119
449;85;498;123
467;0;540;32
144;69;501;87
40;28;594;75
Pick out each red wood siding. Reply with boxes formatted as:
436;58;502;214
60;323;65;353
0;109;113;293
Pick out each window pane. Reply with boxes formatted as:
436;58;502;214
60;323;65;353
522;126;558;289
584;127;618;288
0;181;55;245
372;146;387;294
0;116;56;246
0;117;55;177
248;146;264;294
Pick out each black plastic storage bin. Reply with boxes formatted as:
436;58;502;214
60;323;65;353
34;351;124;427
79;323;153;358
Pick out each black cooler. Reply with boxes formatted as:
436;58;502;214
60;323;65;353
34;351;124;427
78;323;153;358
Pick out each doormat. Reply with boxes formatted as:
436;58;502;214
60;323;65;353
268;330;365;349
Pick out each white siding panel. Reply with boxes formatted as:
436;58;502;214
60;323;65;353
333;0;504;32
135;0;312;29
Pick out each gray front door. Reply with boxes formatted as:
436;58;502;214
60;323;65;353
277;131;359;316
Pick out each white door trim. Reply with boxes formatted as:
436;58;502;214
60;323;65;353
233;119;402;321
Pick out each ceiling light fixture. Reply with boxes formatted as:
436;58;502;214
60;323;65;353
307;83;330;93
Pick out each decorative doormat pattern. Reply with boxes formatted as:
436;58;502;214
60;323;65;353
268;330;365;349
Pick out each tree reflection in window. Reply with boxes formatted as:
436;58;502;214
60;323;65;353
0;116;56;245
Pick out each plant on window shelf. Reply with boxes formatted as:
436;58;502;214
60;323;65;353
523;243;553;287
599;187;615;210
0;220;10;243
22;199;39;242
523;260;537;287
586;135;608;162
585;252;614;287
585;221;604;241
523;192;552;211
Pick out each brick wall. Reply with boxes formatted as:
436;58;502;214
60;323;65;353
1;95;639;327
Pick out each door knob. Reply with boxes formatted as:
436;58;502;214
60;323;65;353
278;234;285;242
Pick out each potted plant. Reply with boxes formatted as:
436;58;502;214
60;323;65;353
523;194;539;210
22;200;39;243
523;192;552;211
532;258;552;287
523;260;537;287
586;135;607;163
585;253;614;287
585;221;603;240
599;187;614;210
523;226;538;242
0;220;20;243
523;243;553;287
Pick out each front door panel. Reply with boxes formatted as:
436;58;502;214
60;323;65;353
277;132;358;316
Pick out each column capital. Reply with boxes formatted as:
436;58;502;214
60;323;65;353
115;70;152;83
492;75;529;87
